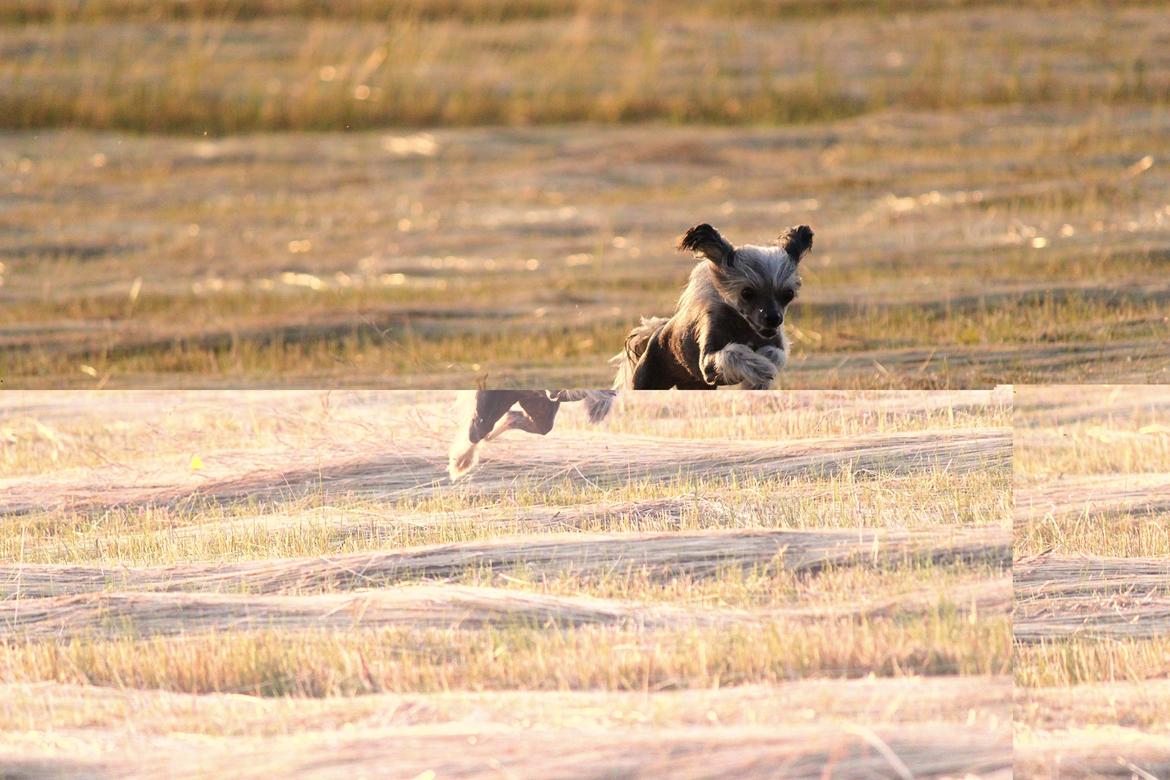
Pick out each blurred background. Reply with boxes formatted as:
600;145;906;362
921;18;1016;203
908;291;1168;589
1;0;1168;387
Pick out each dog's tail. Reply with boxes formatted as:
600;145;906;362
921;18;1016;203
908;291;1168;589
583;390;617;423
447;390;482;482
545;389;617;423
611;316;668;390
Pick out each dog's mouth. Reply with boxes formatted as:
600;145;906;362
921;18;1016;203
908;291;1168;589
758;327;778;338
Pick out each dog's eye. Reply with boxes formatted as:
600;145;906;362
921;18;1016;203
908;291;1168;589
741;289;757;301
778;290;795;306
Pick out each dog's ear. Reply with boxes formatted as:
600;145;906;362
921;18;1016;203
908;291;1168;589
778;225;814;262
678;223;734;267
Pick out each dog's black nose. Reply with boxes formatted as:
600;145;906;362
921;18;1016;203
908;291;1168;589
764;313;782;328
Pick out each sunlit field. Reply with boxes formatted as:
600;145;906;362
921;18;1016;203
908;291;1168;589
1;1;1168;388
0;390;1012;776
1013;386;1170;779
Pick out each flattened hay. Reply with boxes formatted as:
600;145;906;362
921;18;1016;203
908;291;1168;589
2;526;1009;600
0;722;1012;780
1014;557;1170;643
0;427;1009;517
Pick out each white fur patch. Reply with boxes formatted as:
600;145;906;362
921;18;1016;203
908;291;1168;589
713;343;777;389
448;440;481;481
756;343;788;371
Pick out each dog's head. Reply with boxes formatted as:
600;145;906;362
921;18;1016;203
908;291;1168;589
678;223;813;339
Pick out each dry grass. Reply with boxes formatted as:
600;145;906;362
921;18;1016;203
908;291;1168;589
1015;385;1170;479
2;3;1164;133
0;677;1014;778
4;112;1170;387
1015;506;1170;560
1;4;1168;387
1017;684;1170;780
1;525;1009;598
0;617;1010;696
1013;385;1170;778
0;391;1011;582
1014;557;1170;644
1015;637;1170;688
1;469;1011;566
1015;386;1170;557
0;392;1010;517
0;390;1010;775
0;684;1013;779
1;586;728;640
0;675;1011;734
0;389;1008;475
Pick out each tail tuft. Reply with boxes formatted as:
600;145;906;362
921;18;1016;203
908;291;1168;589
583;390;617;423
547;389;617;423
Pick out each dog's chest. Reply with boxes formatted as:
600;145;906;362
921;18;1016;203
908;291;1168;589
710;307;778;350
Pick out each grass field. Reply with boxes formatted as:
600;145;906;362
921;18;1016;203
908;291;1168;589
1013;385;1170;779
0;390;1012;777
1;1;1169;387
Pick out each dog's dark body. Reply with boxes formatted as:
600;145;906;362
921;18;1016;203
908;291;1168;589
615;223;813;391
627;309;780;390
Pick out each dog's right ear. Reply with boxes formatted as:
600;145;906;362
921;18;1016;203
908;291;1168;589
778;225;814;262
678;223;734;267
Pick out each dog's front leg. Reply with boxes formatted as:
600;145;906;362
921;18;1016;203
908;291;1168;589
756;343;788;373
705;343;778;389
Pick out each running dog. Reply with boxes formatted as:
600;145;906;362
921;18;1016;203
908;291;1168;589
613;223;813;390
447;390;615;480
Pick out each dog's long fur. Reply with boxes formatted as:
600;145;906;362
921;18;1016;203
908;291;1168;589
613;223;813;390
448;389;616;480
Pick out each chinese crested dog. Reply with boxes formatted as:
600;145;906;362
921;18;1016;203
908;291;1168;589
613;223;813;390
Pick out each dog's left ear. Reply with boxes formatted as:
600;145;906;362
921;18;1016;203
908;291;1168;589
778;225;814;263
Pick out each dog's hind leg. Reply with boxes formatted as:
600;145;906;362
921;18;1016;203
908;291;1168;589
448;390;521;481
630;339;683;390
468;392;522;442
613;316;669;390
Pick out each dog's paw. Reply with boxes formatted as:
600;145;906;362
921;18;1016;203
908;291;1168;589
756;345;788;371
737;358;777;390
448;443;480;481
714;344;777;389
